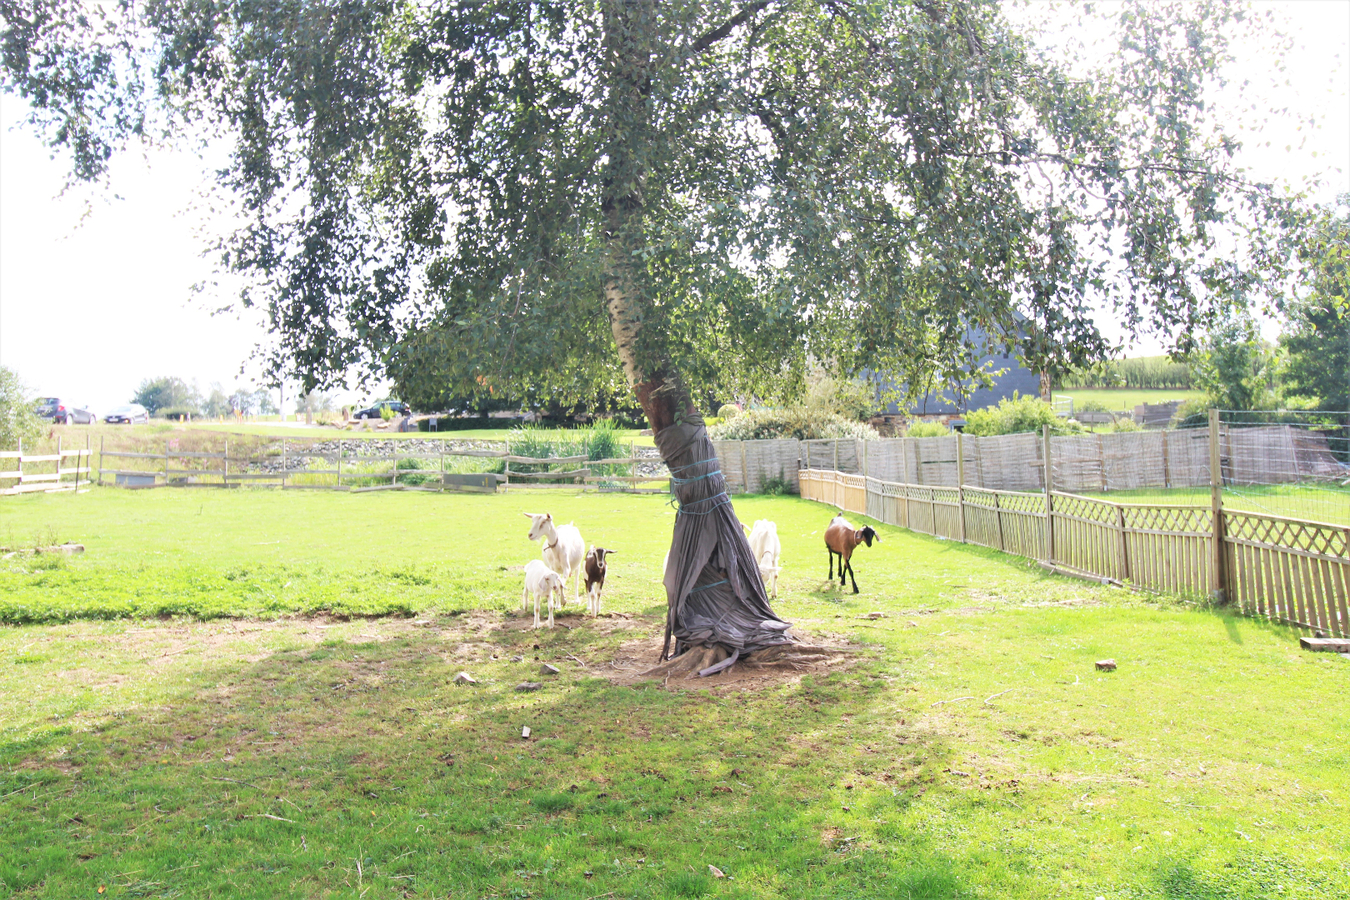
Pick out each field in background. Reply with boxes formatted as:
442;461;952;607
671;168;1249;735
1055;388;1204;412
1;487;1347;898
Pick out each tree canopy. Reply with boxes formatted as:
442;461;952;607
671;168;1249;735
1;0;1306;424
1278;195;1349;414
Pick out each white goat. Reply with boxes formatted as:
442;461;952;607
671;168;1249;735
747;519;782;599
523;512;585;606
522;559;565;629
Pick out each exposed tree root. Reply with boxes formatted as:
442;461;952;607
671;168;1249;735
639;642;849;681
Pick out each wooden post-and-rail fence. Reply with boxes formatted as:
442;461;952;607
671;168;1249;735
801;422;1350;639
0;436;93;495
93;438;666;493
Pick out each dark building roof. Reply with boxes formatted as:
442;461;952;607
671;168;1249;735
875;321;1043;416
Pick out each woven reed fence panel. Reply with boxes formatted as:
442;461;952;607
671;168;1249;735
970;433;1042;491
748;439;802;493
711;441;746;492
1226;426;1302;486
1102;432;1167;490
1165;429;1212;487
1052;435;1107;494
729;425;1333;499
864;439;908;483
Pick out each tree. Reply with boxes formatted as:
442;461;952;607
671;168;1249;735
1;0;1303;668
202;383;234;419
0;366;45;451
1192;308;1275;411
132;376;200;416
1279;196;1350;413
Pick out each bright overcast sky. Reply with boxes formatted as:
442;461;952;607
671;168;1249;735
0;1;1347;415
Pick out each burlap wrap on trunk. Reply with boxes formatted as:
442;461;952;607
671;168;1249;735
657;414;794;660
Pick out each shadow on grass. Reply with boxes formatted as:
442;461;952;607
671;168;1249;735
2;621;977;899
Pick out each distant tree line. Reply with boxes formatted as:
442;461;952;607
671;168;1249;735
132;377;279;418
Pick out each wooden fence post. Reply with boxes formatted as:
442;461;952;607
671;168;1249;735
740;441;749;492
164;438;170;486
282;439;288;489
1161;431;1171;489
98;435;104;486
956;431;967;543
335;439;342;489
833;441;839;472
57;435;62;489
1096;433;1107;491
1116;505;1130;583
1042;425;1055;565
993;492;1005;551
224;440;230;485
1208;409;1228;604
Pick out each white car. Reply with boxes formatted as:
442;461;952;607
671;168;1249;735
104;403;150;425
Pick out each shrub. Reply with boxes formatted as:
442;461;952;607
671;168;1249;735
1109;417;1142;432
379;404;395;421
964;393;1082;436
716;403;740;420
707;407;878;441
157;406;196;421
903;421;949;438
0;366;45;451
760;473;791;495
1172;397;1210;429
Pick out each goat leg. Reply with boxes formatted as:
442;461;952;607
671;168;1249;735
847;560;859;594
828;550;835;580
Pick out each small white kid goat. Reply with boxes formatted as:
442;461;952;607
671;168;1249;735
522;559;565;629
747;519;782;600
523;512;585;606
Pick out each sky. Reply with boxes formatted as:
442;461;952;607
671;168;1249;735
0;1;1347;416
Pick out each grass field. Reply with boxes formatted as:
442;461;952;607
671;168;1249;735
2;488;1347;898
1055;388;1203;412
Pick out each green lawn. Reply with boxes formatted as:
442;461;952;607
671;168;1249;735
1;488;1346;898
1055;388;1203;412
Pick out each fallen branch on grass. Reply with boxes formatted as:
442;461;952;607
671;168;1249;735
930;696;974;707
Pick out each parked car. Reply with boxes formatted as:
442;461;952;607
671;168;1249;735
35;397;97;424
104;404;150;425
354;400;411;419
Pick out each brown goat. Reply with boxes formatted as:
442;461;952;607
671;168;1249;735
583;546;616;617
824;514;878;594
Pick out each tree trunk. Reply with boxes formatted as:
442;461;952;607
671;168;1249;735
600;0;793;672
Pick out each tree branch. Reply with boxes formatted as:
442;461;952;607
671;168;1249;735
690;1;775;56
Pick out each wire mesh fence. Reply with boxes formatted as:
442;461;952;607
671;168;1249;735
1215;410;1350;526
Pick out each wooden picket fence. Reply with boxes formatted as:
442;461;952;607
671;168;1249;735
800;419;1350;639
0;438;93;495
